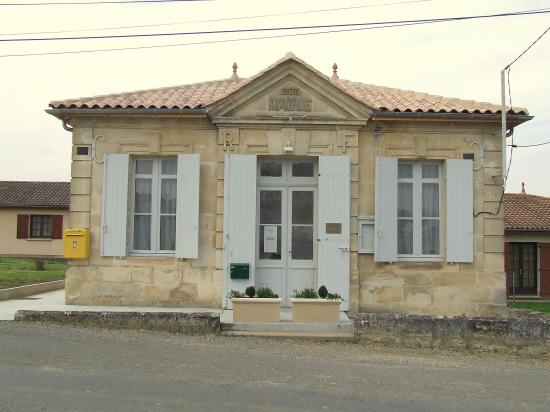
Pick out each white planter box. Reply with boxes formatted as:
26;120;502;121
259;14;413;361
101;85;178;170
231;298;281;323
291;298;342;324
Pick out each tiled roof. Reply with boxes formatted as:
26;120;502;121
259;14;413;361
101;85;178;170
504;193;550;231
49;54;528;116
0;181;70;209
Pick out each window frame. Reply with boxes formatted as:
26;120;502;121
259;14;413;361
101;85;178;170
358;216;375;254
29;215;52;239
130;157;178;256
397;161;443;261
257;158;318;186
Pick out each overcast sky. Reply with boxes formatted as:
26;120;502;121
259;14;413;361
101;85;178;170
0;0;548;194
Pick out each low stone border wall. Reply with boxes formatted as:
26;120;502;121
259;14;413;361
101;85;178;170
351;312;550;353
0;280;65;301
14;310;221;334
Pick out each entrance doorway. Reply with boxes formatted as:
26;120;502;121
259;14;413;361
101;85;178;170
508;242;538;296
256;159;317;306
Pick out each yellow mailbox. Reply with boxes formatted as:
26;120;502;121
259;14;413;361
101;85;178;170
63;228;90;259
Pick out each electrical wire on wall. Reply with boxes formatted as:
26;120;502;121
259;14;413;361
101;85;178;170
473;25;549;217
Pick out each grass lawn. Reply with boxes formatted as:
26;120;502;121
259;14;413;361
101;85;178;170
507;301;550;313
0;257;65;289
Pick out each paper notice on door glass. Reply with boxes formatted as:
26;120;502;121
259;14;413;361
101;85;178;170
264;225;278;253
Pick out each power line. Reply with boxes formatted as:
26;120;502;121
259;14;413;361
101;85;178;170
505;25;550;69
0;0;206;6
0;0;432;36
0;20;439;58
509;142;550;148
474;24;550;217
1;8;548;43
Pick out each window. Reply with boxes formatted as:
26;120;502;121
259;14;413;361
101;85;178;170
358;216;375;253
397;161;441;258
30;215;52;238
17;214;63;240
258;159;317;183
132;157;177;254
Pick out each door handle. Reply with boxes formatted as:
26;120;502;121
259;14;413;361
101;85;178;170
338;246;349;252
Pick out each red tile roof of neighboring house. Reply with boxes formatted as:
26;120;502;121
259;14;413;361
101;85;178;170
49;54;528;116
0;181;70;209
504;193;550;231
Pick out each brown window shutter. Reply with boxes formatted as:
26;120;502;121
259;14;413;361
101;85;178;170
17;214;29;239
51;215;64;239
504;242;510;296
539;243;550;297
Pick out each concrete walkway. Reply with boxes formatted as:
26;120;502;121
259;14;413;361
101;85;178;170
0;289;221;321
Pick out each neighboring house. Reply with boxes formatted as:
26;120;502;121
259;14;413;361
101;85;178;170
0;181;70;258
504;187;550;298
47;53;532;316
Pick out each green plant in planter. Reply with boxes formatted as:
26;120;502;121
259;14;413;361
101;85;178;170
228;290;245;298
293;288;318;299
245;286;256;298
318;285;328;299
256;287;279;298
326;292;343;300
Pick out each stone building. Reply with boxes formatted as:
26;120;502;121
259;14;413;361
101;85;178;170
47;53;532;316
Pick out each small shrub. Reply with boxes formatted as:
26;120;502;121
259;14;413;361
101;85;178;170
326;292;342;300
245;286;256;298
256;287;279;298
34;260;45;271
228;290;245;299
318;285;328;299
293;288;318;299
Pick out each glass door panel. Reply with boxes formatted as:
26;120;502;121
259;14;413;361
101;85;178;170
259;190;283;260
289;190;315;263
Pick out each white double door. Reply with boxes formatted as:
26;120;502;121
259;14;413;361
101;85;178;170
256;186;317;307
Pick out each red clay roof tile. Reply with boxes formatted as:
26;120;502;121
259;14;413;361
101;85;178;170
49;55;528;116
0;181;70;209
504;193;550;231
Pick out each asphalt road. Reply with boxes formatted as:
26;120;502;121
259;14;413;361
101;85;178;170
1;322;549;412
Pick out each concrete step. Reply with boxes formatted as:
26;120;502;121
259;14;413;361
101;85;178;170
221;321;353;334
221;329;356;341
220;309;354;339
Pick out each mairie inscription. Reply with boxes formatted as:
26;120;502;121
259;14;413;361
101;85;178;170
267;88;312;112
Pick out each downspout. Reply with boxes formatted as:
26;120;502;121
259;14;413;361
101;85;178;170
62;121;73;132
501;69;507;185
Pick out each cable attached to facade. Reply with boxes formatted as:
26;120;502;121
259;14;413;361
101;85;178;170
473;25;549;218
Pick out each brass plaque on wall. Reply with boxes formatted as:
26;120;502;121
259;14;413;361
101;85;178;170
326;223;342;234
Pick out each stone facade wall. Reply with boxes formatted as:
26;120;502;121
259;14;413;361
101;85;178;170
352;312;550;354
64;115;506;316
65;117;221;307
357;120;506;316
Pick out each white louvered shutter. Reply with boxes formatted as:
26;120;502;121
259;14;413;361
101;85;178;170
318;156;351;310
374;156;398;262
101;154;130;257
446;159;474;263
176;154;200;259
223;154;257;308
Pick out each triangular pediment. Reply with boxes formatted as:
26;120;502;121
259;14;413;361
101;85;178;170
207;57;372;124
